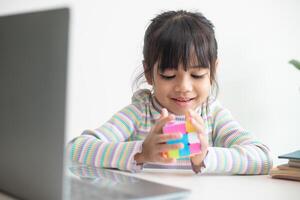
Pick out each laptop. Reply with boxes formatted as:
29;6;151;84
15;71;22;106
0;7;69;200
0;8;190;200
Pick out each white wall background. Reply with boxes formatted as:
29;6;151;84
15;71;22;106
1;0;299;165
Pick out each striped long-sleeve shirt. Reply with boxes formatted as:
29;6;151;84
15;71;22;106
67;89;273;173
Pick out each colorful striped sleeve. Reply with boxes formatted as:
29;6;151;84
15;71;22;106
202;101;273;174
66;104;144;172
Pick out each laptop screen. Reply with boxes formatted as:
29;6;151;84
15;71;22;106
0;8;69;200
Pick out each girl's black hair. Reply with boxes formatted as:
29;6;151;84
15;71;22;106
133;10;218;96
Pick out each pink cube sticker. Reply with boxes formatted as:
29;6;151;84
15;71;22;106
189;143;201;154
163;122;186;134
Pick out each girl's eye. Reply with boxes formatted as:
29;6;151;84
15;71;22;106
160;74;176;80
191;74;206;79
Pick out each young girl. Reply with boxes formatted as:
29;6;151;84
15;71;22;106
67;10;272;174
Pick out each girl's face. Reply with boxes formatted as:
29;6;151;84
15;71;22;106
148;63;211;115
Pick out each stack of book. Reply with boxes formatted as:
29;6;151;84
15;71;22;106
270;150;300;181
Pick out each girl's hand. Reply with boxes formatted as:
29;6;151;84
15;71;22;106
187;109;209;167
134;108;183;164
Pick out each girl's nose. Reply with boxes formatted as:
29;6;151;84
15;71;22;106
174;76;192;93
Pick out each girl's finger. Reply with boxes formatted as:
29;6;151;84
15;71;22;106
157;132;182;143
187;109;204;126
159;108;168;119
156;143;183;153
157;155;176;163
190;117;206;135
152;110;175;133
198;132;209;144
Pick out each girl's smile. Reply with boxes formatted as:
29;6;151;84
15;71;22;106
171;96;196;107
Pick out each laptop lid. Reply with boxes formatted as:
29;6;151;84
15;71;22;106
0;7;69;200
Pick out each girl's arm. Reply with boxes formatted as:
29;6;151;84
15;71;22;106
66;104;144;172
203;102;273;174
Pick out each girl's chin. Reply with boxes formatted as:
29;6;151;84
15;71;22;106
168;107;193;116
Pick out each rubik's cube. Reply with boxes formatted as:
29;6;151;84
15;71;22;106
162;120;201;159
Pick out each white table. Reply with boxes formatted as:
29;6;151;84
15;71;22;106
1;168;299;200
120;168;300;200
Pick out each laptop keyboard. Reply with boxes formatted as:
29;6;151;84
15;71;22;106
66;177;134;200
64;165;141;200
63;164;190;200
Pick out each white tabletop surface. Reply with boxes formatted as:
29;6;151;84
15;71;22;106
1;168;299;200
120;168;300;200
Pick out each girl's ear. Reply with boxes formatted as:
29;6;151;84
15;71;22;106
143;61;153;85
